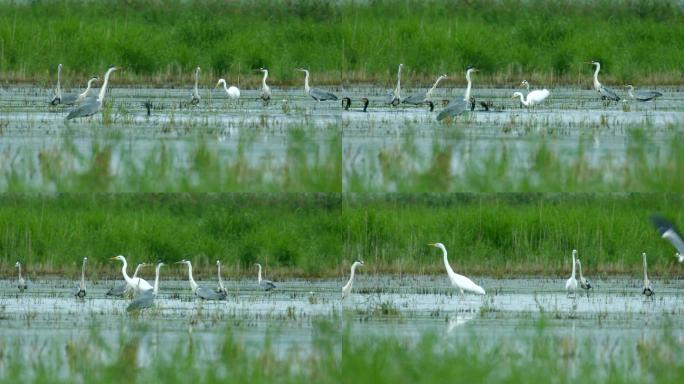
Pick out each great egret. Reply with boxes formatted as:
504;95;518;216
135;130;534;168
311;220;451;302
586;61;620;101
110;255;153;292
216;260;227;294
649;215;684;263
565;250;578;296
436;67;478;121
403;74;447;105
216;78;240;99
625;85;662;102
428;243;485;295
74;257;87;298
127;262;165;312
642;253;654;297
255;263;276;291
342;260;364;300
50;64;62;105
385;63;403;105
66;66;118;120
190;67;201;105
342;97;369;112
577;258;592;291
106;262;147;297
296;68;338;101
60;76;99;106
513;80;550;107
176;260;227;300
258;68;271;105
15;261;27;292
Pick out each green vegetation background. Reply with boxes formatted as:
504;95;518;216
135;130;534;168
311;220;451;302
1;0;682;86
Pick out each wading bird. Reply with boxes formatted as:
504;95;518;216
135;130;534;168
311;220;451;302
428;243;485;296
60;76;99;106
576;258;592;292
436;67;478;121
385;63;403;106
296;68;338;101
403;74;447;105
216;260;227;294
74;257;87;298
106;263;147;297
342;260;364;300
66;66;118;120
216;78;240;99
190;67;201;105
587;61;620;102
256;263;276;291
649;215;684;263
176;260;227;300
15;261;27;292
625;85;662;102
50;64;63;105
127;262;164;312
258;68;271;105
342;97;369;112
565;250;578;297
642;253;654;297
110;255;153;293
513;80;550;107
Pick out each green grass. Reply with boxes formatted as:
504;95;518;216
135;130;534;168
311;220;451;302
1;1;683;86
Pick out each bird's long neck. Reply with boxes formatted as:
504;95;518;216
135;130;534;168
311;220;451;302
17;265;22;279
194;69;200;95
395;66;402;97
516;93;529;106
577;260;584;280
222;81;229;93
262;71;269;90
592;64;601;90
257;265;262;284
464;72;473;101
571;255;576;279
643;254;649;283
217;263;224;285
440;247;455;277
133;265;142;278
524;82;530;92
121;259;132;285
56;66;62;97
153;265;162;295
80;79;95;98
186;263;198;292
426;76;444;98
80;260;86;286
348;263;358;283
98;68;115;103
303;71;310;94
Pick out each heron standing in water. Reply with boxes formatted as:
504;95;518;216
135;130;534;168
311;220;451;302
216;78;240;99
565;250;578;297
176;260;227;300
586;61;620;102
127;262;165;312
190;67;201;105
428;243;485;296
342;260;364;300
403;73;447;105
258;68;272;105
436;67;478;121
625;85;662;102
296;68;338;101
256;263;276;291
74;257;87;298
642;253;654;297
385;63;403;106
66;66;118;120
60;76;99;106
50;64;63;105
15;261;27;292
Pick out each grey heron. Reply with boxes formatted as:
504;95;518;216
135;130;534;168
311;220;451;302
436;67;478;121
127;262;164;312
110;255;153;292
176;260;227;300
385;63;403;106
215;78;240;99
190;67;201;105
296;68;338;101
66;66;118;120
74;257;87;298
106;262;147;297
258;68;271;105
255;263;276;291
625;85;662;102
216;260;227;294
428;243;485;296
587;61;620;101
50;64;62;105
342;97;369;112
403;74;447;105
565;250;578;297
577;258;592;291
642;253;654;297
60;76;99;106
15;261;27;292
649;215;684;263
342;260;364;300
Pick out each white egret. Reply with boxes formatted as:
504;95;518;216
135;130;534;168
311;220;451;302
60;76;99;106
428;243;485;296
73;257;87;298
342;260;364;300
565;250;578;296
110;255;153;292
403;73;447;105
258;68;271;105
385;63;403;105
15;261;27;292
586;61;620;101
106;262;147;297
296;68;338;101
190;67;201;105
216;260;227;294
127;262;165;312
255;263;276;291
625;85;662;102
50;63;62;105
66;66;118;120
176;260;227;300
642;253;654;297
215;78;240;99
650;215;684;263
342;97;369;112
436;67;478;121
577;258;592;291
513;80;550;107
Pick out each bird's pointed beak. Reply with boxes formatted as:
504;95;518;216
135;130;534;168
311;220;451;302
174;261;185;264
109;256;117;260
427;243;436;247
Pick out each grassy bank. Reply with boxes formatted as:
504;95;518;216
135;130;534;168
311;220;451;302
1;1;683;87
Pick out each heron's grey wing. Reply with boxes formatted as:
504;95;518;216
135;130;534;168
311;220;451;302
650;215;684;254
436;100;468;121
599;86;620;101
196;286;227;300
61;93;79;105
402;92;427;105
126;291;155;312
66;100;100;120
260;280;276;290
635;91;662;101
106;282;127;297
309;88;338;101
